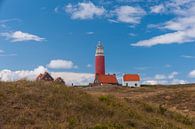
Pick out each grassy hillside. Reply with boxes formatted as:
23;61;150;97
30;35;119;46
84;85;195;117
0;81;194;129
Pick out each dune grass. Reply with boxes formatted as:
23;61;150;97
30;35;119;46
0;81;194;129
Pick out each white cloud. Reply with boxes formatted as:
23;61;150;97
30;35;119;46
64;2;146;24
150;4;165;14
131;30;195;47
171;79;187;85
113;6;146;24
0;19;21;29
47;59;78;69
143;79;187;85
128;33;136;37
134;66;149;71
0;50;17;57
65;2;105;20
154;74;167;80
142;71;186;85
0;18;21;24
0;53;17;57
0;66;47;81
143;79;169;85
189;70;195;78
0;50;4;53
165;0;194;15
54;6;60;13
108;19;119;23
143;80;158;85
181;55;195;59
165;64;172;68
168;72;178;79
0;31;45;42
51;72;94;85
155;72;179;80
0;66;94;85
86;64;92;68
132;1;195;47
86;32;94;35
163;16;195;31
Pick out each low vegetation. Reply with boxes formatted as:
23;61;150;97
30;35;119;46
0;81;194;129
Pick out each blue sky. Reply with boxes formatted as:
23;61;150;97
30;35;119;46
0;0;195;85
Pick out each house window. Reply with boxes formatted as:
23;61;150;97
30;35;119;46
135;83;137;87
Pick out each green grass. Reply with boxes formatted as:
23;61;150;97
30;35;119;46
0;80;194;129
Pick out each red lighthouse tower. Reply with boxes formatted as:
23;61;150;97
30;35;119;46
94;41;118;86
95;42;105;75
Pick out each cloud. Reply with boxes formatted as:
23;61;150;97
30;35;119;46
51;72;94;85
0;49;17;57
143;79;187;85
143;71;186;85
150;4;165;14
154;72;178;80
0;18;21;24
165;64;172;68
0;50;4;53
0;50;17;57
47;59;78;69
181;55;195;59
0;53;17;57
168;72;178;79
86;64;92;68
0;66;94;85
54;6;60;13
134;66;149;71
189;70;195;78
131;30;195;47
113;6;146;24
128;33;136;37
86;32;94;35
0;66;47;81
132;1;195;47
0;18;21;29
0;31;45;42
154;74;167;80
65;2;105;20
108;19;119;23
64;2;146;25
163;16;195;31
171;79;187;85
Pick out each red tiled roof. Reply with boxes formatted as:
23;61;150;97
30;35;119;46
123;74;140;81
36;72;54;81
97;74;118;84
55;77;65;84
36;74;43;80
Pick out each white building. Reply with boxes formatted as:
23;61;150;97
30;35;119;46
122;74;141;87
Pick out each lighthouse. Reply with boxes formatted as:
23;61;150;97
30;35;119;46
95;41;105;75
94;41;118;86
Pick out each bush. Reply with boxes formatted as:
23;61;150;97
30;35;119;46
99;96;110;102
159;104;167;115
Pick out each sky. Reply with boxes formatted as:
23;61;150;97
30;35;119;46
0;0;195;85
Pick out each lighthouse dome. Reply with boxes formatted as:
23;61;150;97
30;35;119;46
96;41;104;56
97;41;104;49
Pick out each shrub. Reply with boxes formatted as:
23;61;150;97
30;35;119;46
159;104;167;115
